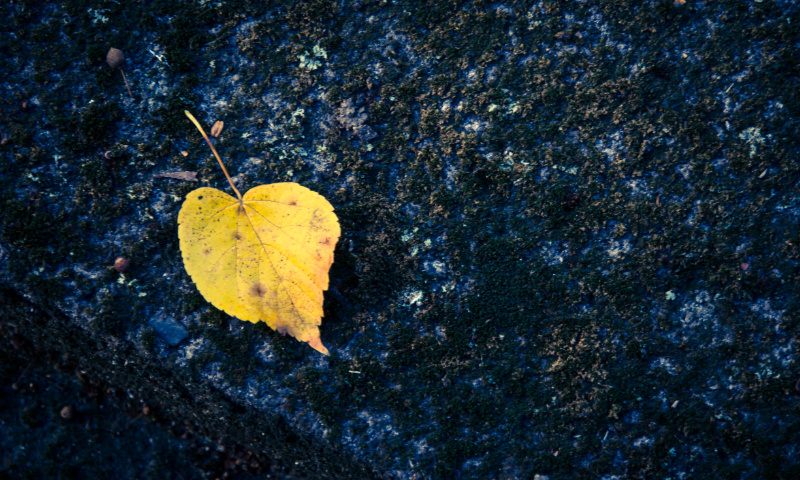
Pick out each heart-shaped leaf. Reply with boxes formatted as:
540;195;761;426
178;111;340;354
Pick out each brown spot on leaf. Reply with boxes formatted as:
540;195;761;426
249;282;267;297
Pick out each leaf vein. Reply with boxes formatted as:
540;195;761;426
242;203;307;246
197;202;239;233
240;208;309;326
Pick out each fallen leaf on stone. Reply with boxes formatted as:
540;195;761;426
178;111;339;355
154;171;198;182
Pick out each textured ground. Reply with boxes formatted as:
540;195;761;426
1;1;799;479
0;341;300;480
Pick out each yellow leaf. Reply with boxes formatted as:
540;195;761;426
178;111;340;355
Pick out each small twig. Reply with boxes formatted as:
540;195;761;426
124;412;144;430
119;69;132;98
12;362;32;389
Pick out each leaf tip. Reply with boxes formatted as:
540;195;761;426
307;336;329;356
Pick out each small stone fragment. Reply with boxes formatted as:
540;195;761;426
210;120;224;138
114;257;130;273
60;405;73;419
149;314;189;346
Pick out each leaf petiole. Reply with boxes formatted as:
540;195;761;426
184;110;243;202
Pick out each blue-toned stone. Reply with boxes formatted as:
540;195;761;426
148;315;188;346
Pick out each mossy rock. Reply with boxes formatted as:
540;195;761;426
1;1;799;479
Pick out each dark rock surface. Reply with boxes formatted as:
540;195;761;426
0;337;296;480
2;1;799;479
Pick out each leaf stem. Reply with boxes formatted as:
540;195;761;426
184;111;243;201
